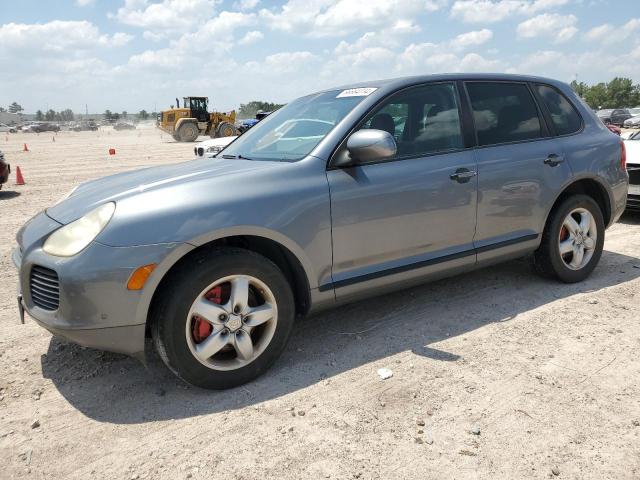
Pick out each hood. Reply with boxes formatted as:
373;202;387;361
47;157;274;224
625;139;640;165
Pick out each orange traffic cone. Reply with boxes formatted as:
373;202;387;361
15;166;25;185
23;143;29;152
108;148;116;155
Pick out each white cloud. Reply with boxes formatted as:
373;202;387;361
262;51;318;72
517;14;578;43
108;32;135;47
451;29;493;50
113;0;218;33
584;24;613;42
239;30;264;45
260;0;446;37
0;21;132;52
173;11;255;53
143;30;166;42
76;0;96;6
128;48;181;68
234;0;260;10
451;0;569;23
584;18;640;45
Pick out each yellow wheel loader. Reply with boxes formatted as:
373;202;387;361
157;97;238;142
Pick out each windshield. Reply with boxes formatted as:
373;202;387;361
630;108;640;115
221;89;372;161
628;131;640;140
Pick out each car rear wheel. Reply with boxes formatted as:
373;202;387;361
151;248;295;389
532;194;605;283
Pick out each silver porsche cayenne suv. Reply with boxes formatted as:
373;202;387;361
14;74;628;389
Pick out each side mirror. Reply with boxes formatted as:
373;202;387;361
340;129;397;166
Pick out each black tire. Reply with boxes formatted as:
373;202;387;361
532;194;605;283
177;122;199;142
151;248;295;389
216;122;238;138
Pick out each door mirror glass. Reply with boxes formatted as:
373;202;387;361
343;129;397;165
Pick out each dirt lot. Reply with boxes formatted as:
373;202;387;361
0;128;639;480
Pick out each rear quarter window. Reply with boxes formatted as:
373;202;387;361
535;84;583;136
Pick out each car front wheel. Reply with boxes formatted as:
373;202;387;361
532;194;605;283
151;248;295;389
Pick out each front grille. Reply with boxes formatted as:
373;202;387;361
30;266;60;311
628;166;640;186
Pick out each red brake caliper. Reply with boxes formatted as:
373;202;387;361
559;225;569;256
191;285;223;344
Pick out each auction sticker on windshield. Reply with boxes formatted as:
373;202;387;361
336;87;377;98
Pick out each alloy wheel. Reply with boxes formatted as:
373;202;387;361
558;207;597;271
184;275;278;371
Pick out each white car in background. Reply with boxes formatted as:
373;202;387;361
0;123;17;133
623;107;640;128
624;130;640;211
194;135;237;158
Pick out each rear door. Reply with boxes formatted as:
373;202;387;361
327;82;478;298
465;81;572;257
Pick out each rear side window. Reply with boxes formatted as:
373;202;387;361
535;84;582;135
466;82;542;146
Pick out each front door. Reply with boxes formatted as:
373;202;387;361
327;82;478;298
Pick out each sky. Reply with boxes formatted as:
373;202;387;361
0;0;638;114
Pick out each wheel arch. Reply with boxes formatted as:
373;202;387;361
144;233;313;336
544;176;613;230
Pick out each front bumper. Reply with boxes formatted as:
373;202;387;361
628;165;640;211
14;211;189;356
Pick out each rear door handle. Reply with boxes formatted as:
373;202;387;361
450;168;477;183
544;154;564;167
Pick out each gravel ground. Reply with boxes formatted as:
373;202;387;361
0;128;639;480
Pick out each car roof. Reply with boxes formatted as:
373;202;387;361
317;73;569;95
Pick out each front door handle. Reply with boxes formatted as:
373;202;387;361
450;168;477;183
544;154;564;167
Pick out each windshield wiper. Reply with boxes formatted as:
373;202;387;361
221;154;253;160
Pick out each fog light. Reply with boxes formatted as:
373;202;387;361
127;264;157;290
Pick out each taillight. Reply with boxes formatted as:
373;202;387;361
621;140;627;170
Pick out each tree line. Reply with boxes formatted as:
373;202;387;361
238;101;284;119
570;77;640;110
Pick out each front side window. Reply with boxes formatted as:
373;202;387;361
358;82;464;158
466;82;543;146
221;90;370;161
535;84;582;135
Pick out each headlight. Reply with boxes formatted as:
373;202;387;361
43;202;115;257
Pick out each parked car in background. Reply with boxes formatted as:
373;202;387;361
597;108;633;126
33;123;61;133
71;121;98;131
623;107;640;128
194;135;237;157
0;123;17;133
0;150;10;189
623;130;640;211
113;122;136;131
236;118;258;134
14;74;628;389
